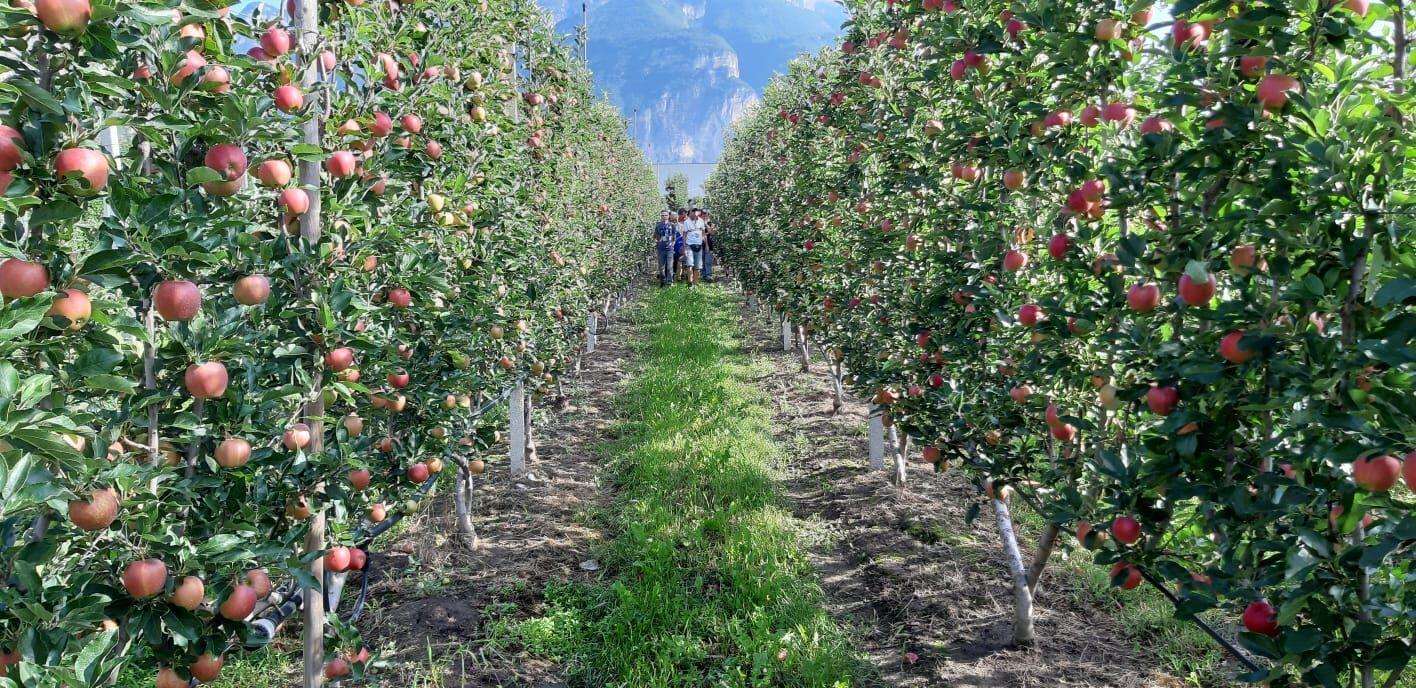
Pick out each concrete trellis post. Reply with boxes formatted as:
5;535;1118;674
509;383;527;477
780;316;792;351
586;312;597;354
868;404;885;470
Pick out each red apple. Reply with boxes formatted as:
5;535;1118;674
1256;74;1300;110
219;584;257;620
1002;169;1026;191
1127;283;1162;312
54;147;109;195
1146;386;1179;415
1003;250;1027;272
274;84;304;113
1231;245;1260;275
260;27;291;56
324;546;351;573
1352;454;1401;492
1239;55;1268;78
1017;304;1043;326
1094;18;1123;41
348;468;370;490
326;150;356;177
67;487;118;531
370;112;394;137
283;423;312;450
184;361;228;399
215;437;251;468
1242;600;1279;637
35;0;90;34
1110;562;1142;590
1047;233;1069;260
46;288;90;330
0;258;48;298
1219;331;1255;364
170;576;205;610
387;287;411;308
191;654;224;682
255;159;292;187
1112;516;1142;544
277;188;309;215
424;140;442;159
233;274;270;306
325;347;355;371
349;548;367;570
1079;105;1102;127
407;462;430;483
1139;116;1174;135
1177;272;1215;306
122;558;168;599
204;143;248;181
245;569;271;598
1008;386;1032;403
401;114;423;133
387;370;409;388
0;125;26;171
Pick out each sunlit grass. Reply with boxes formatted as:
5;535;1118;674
504;284;863;687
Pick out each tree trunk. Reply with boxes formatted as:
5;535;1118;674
1026;523;1060;595
453;462;478;548
795;325;811;373
993;498;1036;646
828;361;845;414
889;425;907;487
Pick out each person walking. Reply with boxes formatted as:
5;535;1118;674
654;211;677;286
683;208;706;286
674;209;688;283
702;211;718;283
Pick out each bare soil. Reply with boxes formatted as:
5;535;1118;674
741;300;1190;688
354;296;641;688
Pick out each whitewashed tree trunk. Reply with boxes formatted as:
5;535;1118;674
453;461;478;548
523;388;537;466
794;325;810;372
868;405;885;470
509;384;527;477
828;361;845;414
585;312;597;354
781;317;792;351
993;498;1036;646
889;425;907;487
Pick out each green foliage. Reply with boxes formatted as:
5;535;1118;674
0;0;659;684
707;1;1416;686
664;172;688;210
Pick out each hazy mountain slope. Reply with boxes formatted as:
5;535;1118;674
538;0;845;166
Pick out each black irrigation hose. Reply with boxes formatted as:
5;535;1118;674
992;477;1263;674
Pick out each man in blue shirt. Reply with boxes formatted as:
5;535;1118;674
654;211;677;286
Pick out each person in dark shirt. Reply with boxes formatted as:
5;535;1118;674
653;211;677;286
702;210;718;283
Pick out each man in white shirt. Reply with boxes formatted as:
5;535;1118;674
682;208;706;286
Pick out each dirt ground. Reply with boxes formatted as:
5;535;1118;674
740;301;1191;688
354;295;641;688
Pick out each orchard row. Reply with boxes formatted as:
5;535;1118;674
708;0;1413;685
0;0;659;685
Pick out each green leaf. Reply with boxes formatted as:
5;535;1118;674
7;78;64;114
184;167;224;185
13;374;52;410
29;200;84;226
0;298;51;342
85;374;137;394
72;629;117;684
1371;278;1416;307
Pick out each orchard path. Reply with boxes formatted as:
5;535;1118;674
353;280;1224;688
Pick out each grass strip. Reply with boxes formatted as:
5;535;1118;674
512;285;861;688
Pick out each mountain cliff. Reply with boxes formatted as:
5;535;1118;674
537;0;845;168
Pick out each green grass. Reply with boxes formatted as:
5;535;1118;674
503;285;862;687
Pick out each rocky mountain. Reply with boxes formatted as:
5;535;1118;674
537;0;845;177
